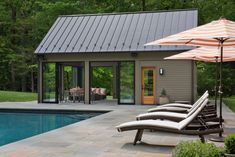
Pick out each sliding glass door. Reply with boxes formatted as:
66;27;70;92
42;63;58;103
118;61;135;104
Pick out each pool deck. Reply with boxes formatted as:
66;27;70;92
0;101;234;157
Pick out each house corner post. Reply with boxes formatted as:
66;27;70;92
38;56;43;103
135;60;141;104
84;61;90;104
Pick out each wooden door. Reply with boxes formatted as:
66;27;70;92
141;67;156;105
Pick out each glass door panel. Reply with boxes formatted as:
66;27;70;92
144;70;154;96
141;67;156;104
42;63;58;103
118;62;135;104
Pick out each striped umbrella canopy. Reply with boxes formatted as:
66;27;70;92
165;46;235;110
145;17;235;141
145;17;235;47
164;47;235;62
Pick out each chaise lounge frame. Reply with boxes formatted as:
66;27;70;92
116;99;223;145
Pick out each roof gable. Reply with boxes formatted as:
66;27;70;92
35;9;198;54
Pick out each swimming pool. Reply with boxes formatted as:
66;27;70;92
0;109;106;146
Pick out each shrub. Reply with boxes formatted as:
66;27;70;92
160;88;167;97
172;140;224;157
225;134;235;154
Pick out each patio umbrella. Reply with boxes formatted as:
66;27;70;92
145;17;235;141
165;47;235;112
165;47;235;61
145;18;235;47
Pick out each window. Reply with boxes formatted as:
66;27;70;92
118;61;135;104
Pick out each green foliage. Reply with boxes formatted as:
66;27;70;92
0;91;37;102
197;0;235;24
92;67;113;95
197;62;235;96
225;134;235;154
120;62;134;100
172;140;224;157
224;96;235;112
0;0;235;94
63;66;73;90
0;0;39;91
43;63;56;91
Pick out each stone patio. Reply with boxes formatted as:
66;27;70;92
0;101;234;157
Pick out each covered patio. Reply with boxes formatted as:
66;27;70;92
39;60;135;105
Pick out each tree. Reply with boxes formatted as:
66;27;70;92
0;0;235;96
197;62;235;96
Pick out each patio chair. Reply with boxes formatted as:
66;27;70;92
116;98;223;145
149;91;208;110
147;91;213;113
90;88;96;103
77;88;85;102
144;91;217;121
91;88;107;101
68;87;85;103
136;92;217;122
148;91;209;113
63;90;70;102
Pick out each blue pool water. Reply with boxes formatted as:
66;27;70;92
0;109;105;146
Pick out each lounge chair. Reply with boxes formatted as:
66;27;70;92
147;94;216;116
136;92;212;121
148;91;208;113
116;98;222;145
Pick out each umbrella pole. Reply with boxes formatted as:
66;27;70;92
210;39;225;142
218;40;224;138
214;57;218;111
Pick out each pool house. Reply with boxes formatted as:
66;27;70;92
35;9;198;105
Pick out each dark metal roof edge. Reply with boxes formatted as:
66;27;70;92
35;49;192;56
59;8;198;18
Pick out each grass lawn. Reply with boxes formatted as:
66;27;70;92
0;91;37;102
224;96;235;112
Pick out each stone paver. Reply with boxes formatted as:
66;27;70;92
0;101;234;157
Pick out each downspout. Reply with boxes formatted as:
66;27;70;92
37;57;40;103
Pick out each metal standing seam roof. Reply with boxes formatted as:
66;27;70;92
35;9;198;54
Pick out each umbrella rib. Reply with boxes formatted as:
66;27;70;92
185;39;194;45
